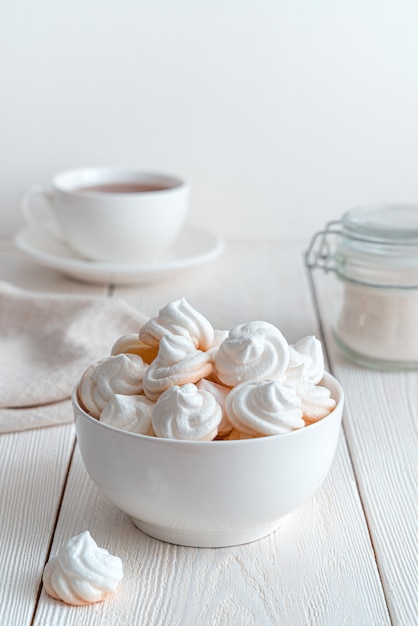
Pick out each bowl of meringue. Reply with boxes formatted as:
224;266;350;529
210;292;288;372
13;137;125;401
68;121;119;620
73;298;344;548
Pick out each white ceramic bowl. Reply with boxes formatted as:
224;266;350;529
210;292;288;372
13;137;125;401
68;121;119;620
73;372;344;548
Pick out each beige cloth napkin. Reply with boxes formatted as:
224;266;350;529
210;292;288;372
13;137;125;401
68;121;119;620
0;282;148;434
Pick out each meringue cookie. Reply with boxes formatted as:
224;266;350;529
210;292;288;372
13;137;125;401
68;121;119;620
225;379;305;436
212;329;229;346
138;297;214;351
223;428;257;441
43;531;123;606
214;321;290;387
143;334;213;401
100;394;155;435
297;383;337;423
152;383;222;441
284;336;325;385
206;329;230;363
111;333;159;364
197;378;233;436
79;353;148;418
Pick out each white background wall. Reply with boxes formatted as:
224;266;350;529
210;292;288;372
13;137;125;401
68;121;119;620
2;0;418;243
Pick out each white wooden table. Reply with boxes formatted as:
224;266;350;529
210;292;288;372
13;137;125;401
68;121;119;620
1;238;416;626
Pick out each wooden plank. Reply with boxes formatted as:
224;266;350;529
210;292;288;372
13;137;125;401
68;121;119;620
0;425;75;626
34;437;390;626
310;268;418;625
33;241;390;624
0;244;111;624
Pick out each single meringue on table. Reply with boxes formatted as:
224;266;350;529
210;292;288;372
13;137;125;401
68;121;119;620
138;297;214;351
225;379;305;436
214;321;290;386
42;531;123;606
152;383;222;441
143;334;213;402
78;353;148;418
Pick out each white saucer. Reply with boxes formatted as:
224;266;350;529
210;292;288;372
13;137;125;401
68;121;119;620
14;225;224;285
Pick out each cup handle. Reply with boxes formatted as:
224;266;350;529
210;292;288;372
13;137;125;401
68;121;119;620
20;184;63;240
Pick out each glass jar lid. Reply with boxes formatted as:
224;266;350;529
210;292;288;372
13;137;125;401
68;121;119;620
305;204;418;288
341;204;418;244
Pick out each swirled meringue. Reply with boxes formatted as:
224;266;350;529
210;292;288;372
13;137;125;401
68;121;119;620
225;379;304;436
284;335;325;385
224;428;257;440
206;329;230;363
42;531;123;606
196;378;233;436
152;383;222;441
100;394;155;435
297;383;337;423
214;321;290;387
213;329;230;346
79;353;148;418
111;333;159;364
143;334;213;401
138;297;214;351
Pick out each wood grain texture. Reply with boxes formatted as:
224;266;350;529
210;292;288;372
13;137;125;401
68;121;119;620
311;268;418;625
0;425;75;626
33;440;390;626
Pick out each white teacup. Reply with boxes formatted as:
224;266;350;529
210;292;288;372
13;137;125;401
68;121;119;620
20;168;189;263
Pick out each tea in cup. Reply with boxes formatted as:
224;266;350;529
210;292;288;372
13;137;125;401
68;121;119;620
20;168;189;263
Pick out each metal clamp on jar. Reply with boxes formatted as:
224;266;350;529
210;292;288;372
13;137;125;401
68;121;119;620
305;204;418;371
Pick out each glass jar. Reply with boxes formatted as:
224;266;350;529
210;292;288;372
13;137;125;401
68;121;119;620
305;204;418;370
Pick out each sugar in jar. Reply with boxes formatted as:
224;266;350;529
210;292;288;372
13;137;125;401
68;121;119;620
305;204;418;370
